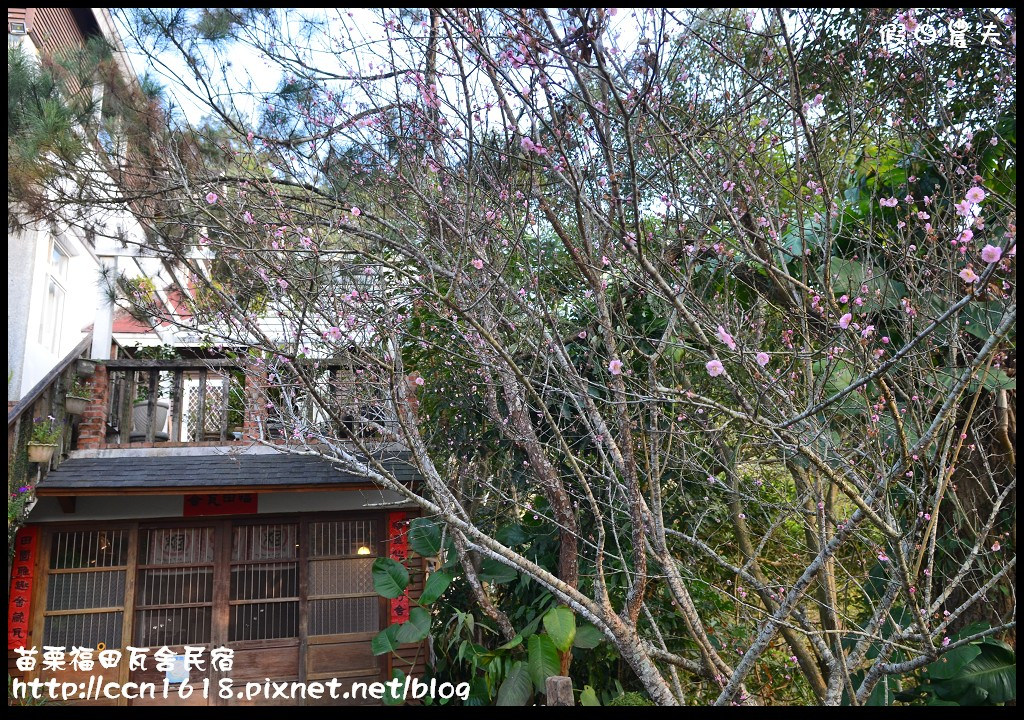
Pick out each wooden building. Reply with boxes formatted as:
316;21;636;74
9;359;429;706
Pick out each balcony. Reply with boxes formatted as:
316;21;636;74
85;358;395;450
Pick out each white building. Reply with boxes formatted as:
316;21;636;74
7;8;168;402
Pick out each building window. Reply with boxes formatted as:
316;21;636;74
37;238;69;353
135;527;215;646
40;515;389;652
308;519;379;635
43;529;129;648
229;523;299;642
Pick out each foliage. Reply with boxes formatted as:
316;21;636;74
67;376;93;399
12;6;1017;707
608;691;655;706
28;417;60;445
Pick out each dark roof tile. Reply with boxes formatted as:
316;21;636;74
38;452;420;491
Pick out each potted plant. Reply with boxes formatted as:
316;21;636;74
27;416;60;463
65;377;94;416
76;358;97;377
132;385;170;441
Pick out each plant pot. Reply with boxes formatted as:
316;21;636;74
65;395;90;416
27;443;57;464
131;399;170;441
76;359;97;377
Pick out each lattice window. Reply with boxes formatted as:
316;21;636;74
308;520;379;636
135;527;215;646
229;523;299;641
43;530;129;648
185;381;226;442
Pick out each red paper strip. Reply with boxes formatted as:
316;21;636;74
8;526;39;649
387;511;410;624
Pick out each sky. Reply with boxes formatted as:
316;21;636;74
111;8;657;131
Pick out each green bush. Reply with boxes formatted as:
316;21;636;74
608;691;654;706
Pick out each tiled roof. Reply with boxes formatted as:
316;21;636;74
36;452;419;493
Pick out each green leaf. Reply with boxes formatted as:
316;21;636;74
383;668;406;706
543;606;576;653
395;606;431;644
940;644;1016;705
865;676;894;706
408;517;442;557
371;624;401;655
496;524;527;546
418;571;452;605
580;685;601;706
926;644;982;680
479;558;518;584
528;634;560;693
372;557;409;598
496;661;532;706
936;366;1017;394
821;257;905;310
961;301;1014;344
572;624;605;649
496;634;524;651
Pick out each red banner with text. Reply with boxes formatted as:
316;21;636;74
8;525;39;649
386;511;410;624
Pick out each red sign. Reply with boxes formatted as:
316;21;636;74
183;493;259;516
387;511;410;624
8;526;39;650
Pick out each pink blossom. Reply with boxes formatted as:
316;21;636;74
414;376;425;387
206;192;218;204
980;244;1002;263
954;200;973;216
942;636;951;647
965;187;986;204
992;541;1001;551
755;352;770;367
471;258;484;270
706;359;726;377
198;235;210;246
839;313;853;329
722;180;735;192
958;228;973;244
716;325;737;350
323;327;343;341
608;359;624;375
242;211;254;224
958;267;979;283
351;206;361;217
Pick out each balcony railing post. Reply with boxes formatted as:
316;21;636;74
195;370;207;442
120;370;135;445
146;370;159;443
219;372;230;442
170;370;183;443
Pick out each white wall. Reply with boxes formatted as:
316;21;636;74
8;221;102;400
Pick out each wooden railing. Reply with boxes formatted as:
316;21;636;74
101;359;397;447
7;333;94;467
8;334;94;536
104;359;241;444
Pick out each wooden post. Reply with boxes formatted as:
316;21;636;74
546;676;574;706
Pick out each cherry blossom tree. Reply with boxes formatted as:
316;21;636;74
15;7;1015;706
